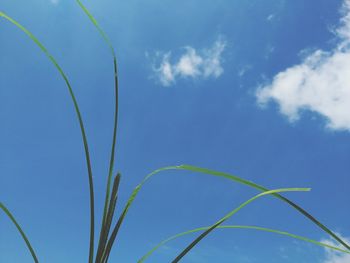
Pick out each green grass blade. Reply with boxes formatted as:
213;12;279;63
177;165;350;251
76;0;116;57
103;164;349;261
95;174;121;263
76;0;118;221
75;2;119;255
0;202;39;263
101;166;178;262
171;188;310;262
138;225;350;262
0;12;95;263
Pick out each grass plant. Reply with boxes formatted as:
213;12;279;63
1;1;349;262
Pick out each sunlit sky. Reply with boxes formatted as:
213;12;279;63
1;0;350;262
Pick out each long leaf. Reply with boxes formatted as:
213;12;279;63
0;12;95;263
172;188;310;262
75;3;119;261
0;202;39;263
76;0;118;229
178;165;350;251
139;225;350;262
96;174;121;262
101;166;177;262
103;165;349;261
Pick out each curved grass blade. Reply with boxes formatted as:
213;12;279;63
0;12;95;263
95;174;121;262
103;165;349;261
0;202;39;263
76;0;118;222
172;188;310;262
101;166;177;262
178;165;350;251
139;225;350;262
75;3;119;260
76;0;116;57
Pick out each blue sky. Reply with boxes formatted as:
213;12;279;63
1;0;350;262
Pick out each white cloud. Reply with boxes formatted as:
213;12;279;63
50;0;60;5
267;14;275;21
257;0;350;131
152;38;226;86
321;234;350;263
238;65;252;77
176;47;203;77
156;53;175;86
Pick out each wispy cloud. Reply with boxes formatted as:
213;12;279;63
267;14;275;21
50;0;60;5
256;0;350;131
151;38;226;86
321;234;350;263
238;65;252;78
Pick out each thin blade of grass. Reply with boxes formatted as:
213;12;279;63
102;164;349;261
76;0;116;57
0;202;39;263
101;166;177;262
138;225;350;262
95;174;121;263
75;2;119;256
76;0;118;222
178;165;350;251
0;12;95;263
171;188;310;262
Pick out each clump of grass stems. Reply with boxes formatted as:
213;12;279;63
0;1;349;262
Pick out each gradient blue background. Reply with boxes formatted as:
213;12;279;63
1;0;349;262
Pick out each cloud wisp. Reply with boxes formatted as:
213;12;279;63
152;38;226;87
321;234;350;263
257;0;350;131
